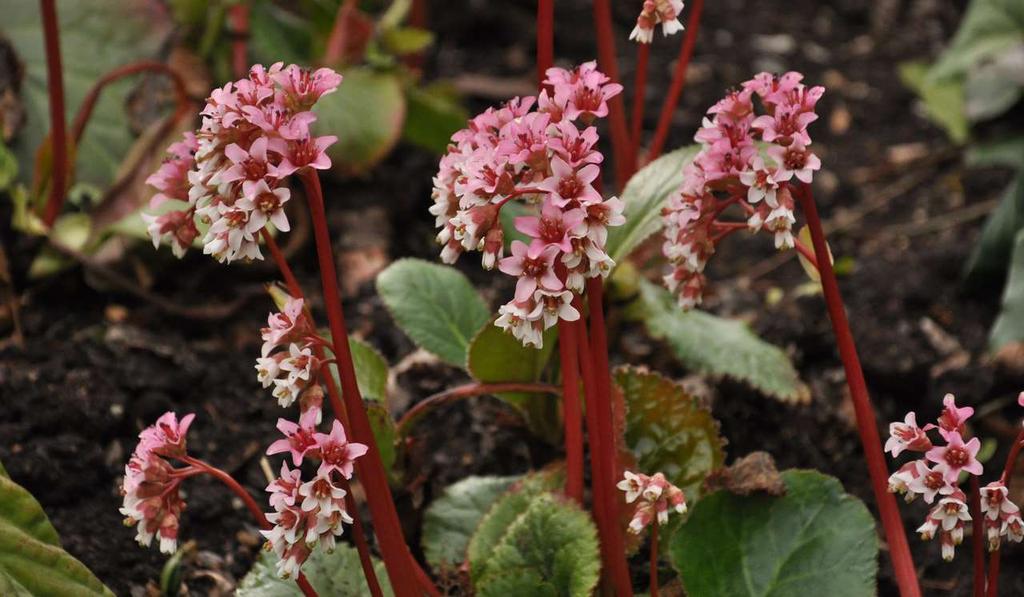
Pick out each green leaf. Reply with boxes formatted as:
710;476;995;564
964;174;1024;286
0;465;113;596
237;543;392;596
899;62;968;144
499;200;533;247
928;0;1024;82
615;366;725;500
475;493;601;597
348;337;389;402
314;68;406;174
967;136;1024;169
402;83;467;154
380;27;434;56
376;258;490;367
670;470;878;597
965;44;1024;122
3;0;172;188
28;212;92;279
366;402;398;476
467;321;560;440
421;475;521;568
631;279;809;403
0;140;18;192
990;228;1024;350
467;467;565;581
605;145;700;263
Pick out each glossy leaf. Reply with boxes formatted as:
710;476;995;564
402;83;467;154
237;543;392;596
376;258;490;367
421;474;521;568
670;470;877;597
0;465;113;596
631;279;809;403
347;337;389;402
313;68;405;174
605;145;700;263
615;366;725;500
475;494;601;597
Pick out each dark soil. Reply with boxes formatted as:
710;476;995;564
3;0;1023;595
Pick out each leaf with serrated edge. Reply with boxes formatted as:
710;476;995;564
670;470;878;597
632;279;809;403
238;543;393;596
421;475;521;568
376;258;490;367
605;145;700;263
615;366;725;501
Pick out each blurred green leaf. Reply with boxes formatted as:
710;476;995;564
965;44;1024;122
28;212;91;278
899;62;968;144
0;140;18;192
964;174;1024;286
380;27;434;56
402;83;467;154
928;0;1024;81
421;474;521;568
990;227;1024;350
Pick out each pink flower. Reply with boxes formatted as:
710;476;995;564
925;430;982;483
143;210;199;259
549;122;602;167
315;420;368;479
515;198;586;252
219;136;279;196
906;461;954;504
936;393;974;434
498;241;563;302
120;453;187;554
888;461;920;500
767;142;820;184
885;412;933;457
619;470;687;534
238;180;291;234
537;156;602;207
274;135;337;175
272;65;343;109
146;132;197;207
261;297;309;357
918;492;971;561
547;61;624;122
138;412;195;458
266;408;322;466
751;105;817;146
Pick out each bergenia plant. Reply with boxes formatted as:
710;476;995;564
887;393;1024;594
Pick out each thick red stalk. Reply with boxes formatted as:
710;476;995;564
987;427;1024;597
324;0;358;67
397;381;560;436
299;170;426;597
558;318;585;503
647;0;704;161
591;0;635;184
574;315;634;597
630;42;650;160
536;0;554;88
796;184;920;597
649;524;660;597
183;457;318;597
229;3;250;78
969;476;986;597
261;229;386;597
39;0;68;228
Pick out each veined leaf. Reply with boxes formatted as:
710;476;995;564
421;474;521;568
237;543;392;596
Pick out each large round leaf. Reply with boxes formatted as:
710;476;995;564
237;543;392;596
670;470;878;597
421;474;521;568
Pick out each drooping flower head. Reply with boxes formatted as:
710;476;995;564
629;0;685;44
617;470;687;534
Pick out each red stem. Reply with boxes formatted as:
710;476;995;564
793;237;820;270
299;170;427;597
650;524;660;597
591;0;635;185
647;0;704;161
575;301;633;597
229;3;250;79
397;381;560;436
260;228;386;597
796;184;920;597
987;427;1024;597
630;42;650;162
969;477;986;597
404;0;428;70
558;318;585;503
182;457;318;597
39;0;68;228
324;0;358;67
536;0;554;89
585;278;624;484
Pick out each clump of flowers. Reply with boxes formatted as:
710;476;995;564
629;0;685;44
261;405;368;578
618;470;687;533
256;296;328;408
431;61;626;348
886;393;1024;561
660;71;824;308
144;62;341;263
119;412;196;554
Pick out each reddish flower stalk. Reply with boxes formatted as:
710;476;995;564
299;170;428;597
591;0;635;184
630;42;650;159
260;230;385;597
647;0;704;162
39;0;68;228
71;61;191;147
969;476;986;597
796;184;921;597
986;427;1024;597
229;3;250;79
650;523;660;597
536;0;554;88
180;456;318;597
396;381;560;437
575;313;634;597
558;317;585;503
324;0;358;67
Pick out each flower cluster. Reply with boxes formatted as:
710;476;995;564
629;0;685;44
660;72;824;308
255;296;325;408
119;412;195;554
431;62;625;348
886;394;1023;560
144;63;341;263
617;470;687;533
261;405;368;578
